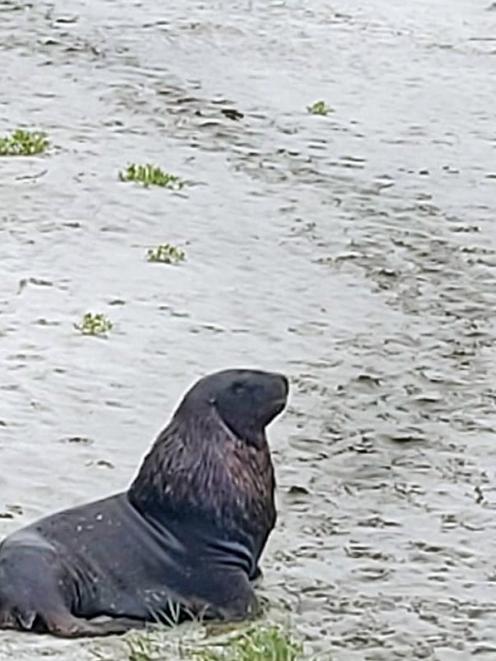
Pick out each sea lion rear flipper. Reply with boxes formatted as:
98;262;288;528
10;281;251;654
14;607;37;630
0;608;15;630
43;612;145;638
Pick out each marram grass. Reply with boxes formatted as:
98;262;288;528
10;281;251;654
119;163;184;189
0;129;49;156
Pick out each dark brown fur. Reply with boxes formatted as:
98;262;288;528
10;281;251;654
129;404;276;539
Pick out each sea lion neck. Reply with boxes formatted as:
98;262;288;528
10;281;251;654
127;407;276;540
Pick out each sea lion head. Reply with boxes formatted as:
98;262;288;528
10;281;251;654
181;368;288;449
129;368;288;536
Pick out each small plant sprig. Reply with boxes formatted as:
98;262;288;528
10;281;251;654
119;163;184;189
74;313;113;337
147;243;186;265
307;100;333;116
0;129;49;156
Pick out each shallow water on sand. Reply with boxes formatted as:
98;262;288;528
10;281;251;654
1;0;496;658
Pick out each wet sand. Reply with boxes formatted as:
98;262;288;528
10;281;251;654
1;0;496;659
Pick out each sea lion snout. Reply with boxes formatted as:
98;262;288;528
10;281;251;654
203;368;288;446
262;371;289;417
273;372;289;401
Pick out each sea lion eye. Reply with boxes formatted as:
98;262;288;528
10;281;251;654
232;382;244;394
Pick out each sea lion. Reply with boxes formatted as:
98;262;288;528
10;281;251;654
0;368;288;638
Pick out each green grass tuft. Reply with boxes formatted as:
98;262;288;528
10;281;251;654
147;243;186;265
119;163;184;189
192;625;303;661
306;100;333;116
0;129;49;156
74;313;113;337
125;635;161;661
111;624;303;661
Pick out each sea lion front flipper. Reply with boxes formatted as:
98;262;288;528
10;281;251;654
250;565;263;585
198;571;261;622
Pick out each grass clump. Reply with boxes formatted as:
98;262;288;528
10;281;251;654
125;635;161;661
74;313;113;337
0;129;49;156
115;624;302;661
192;625;303;661
147;243;186;265
307;100;333;116
119;163;184;189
